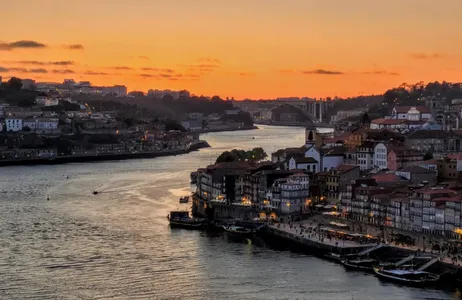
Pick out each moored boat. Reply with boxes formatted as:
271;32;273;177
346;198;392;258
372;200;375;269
167;211;206;229
373;267;440;286
341;258;378;271
222;224;253;235
179;196;189;204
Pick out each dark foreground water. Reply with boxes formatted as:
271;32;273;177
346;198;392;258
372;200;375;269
0;125;459;300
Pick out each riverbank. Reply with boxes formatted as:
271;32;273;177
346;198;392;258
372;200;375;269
193;125;258;134
0;140;210;167
254;121;333;129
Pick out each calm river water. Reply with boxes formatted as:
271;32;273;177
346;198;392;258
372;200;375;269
0;125;459;300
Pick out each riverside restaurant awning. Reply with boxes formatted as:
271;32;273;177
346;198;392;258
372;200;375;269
329;221;348;228
322;211;340;216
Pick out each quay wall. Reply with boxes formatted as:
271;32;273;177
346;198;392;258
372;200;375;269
0;140;210;167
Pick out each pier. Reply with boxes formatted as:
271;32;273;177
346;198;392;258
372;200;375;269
264;223;376;255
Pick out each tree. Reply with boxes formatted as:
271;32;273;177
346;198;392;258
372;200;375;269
164;119;186;132
22;126;31;132
423;151;433;161
7;77;23;92
215;147;268;163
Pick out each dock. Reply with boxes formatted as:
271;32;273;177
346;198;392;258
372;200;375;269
265;223;376;255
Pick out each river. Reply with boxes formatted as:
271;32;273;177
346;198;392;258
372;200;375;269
0;125;458;300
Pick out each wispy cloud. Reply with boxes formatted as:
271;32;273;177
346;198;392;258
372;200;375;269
227;71;256;77
63;44;84;50
361;70;399;76
141;67;174;73
110;66;132;70
84;71;109;76
0;66;48;73
138;56;149;60
138;72;200;81
409;53;445;60
0;40;47;51
8;60;75;66
198;57;221;64
52;69;75;74
301;69;345;75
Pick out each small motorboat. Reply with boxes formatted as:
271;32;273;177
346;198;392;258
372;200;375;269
341;258;378;272
179;196;189;204
93;191;98;195
168;211;206;229
222;224;253;235
373;267;440;286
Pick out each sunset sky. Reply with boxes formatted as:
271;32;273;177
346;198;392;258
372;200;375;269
2;0;462;99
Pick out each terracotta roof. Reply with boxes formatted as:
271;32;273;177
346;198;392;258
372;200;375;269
400;165;435;174
393;106;431;114
420;159;437;165
407;130;455;139
294;157;318;164
334;164;359;173
447;153;462;160
372;173;402;182
371;118;404;125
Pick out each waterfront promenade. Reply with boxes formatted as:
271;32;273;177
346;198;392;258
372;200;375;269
0;140;210;167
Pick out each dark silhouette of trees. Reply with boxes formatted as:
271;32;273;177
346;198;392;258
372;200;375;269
215;147;267;163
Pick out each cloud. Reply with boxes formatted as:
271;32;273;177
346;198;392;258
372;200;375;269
52;69;75;74
227;71;256;77
138;72;199;80
8;60;75;66
0;67;47;73
29;68;48;73
110;66;132;70
361;70;399;76
63;44;84;50
84;71;109;76
409;53;445;60
138;56;149;60
301;69;345;75
0;40;47;51
198;57;221;64
141;67;174;73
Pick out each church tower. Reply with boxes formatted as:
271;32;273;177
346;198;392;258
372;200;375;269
305;125;320;148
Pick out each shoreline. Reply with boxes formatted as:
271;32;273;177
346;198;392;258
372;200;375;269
254;121;333;128
193;125;258;134
0;140;210;167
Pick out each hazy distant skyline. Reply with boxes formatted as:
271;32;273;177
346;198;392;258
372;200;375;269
2;0;462;98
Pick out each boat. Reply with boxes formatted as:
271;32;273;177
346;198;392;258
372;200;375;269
93;191;98;195
341;258;378;271
373;267;440;286
324;252;343;262
167;211;206;229
222;224;253;235
179;196;189;203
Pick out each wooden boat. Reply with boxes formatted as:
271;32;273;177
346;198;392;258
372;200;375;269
167;211;206;229
373;267;440;286
222;224;253;235
179;196;189;204
324;252;343;262
341;258;378;271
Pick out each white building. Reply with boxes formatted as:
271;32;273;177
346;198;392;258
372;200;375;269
268;173;310;214
23;118;59;131
288;157;318;172
391;106;432;121
373;143;388;169
356;142;375;170
102;85;127;96
6;118;23;131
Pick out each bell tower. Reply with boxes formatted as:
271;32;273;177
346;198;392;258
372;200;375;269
305;125;318;148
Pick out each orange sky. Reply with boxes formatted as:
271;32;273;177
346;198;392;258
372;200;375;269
1;0;462;99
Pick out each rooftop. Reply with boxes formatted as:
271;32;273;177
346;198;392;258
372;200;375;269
393;105;431;114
